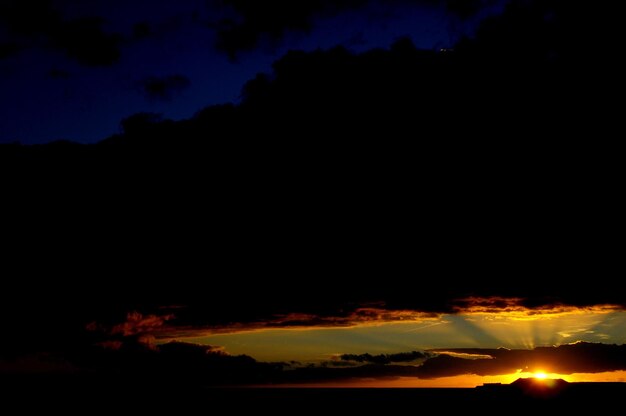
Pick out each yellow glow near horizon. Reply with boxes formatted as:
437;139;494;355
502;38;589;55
152;305;626;388
275;371;626;388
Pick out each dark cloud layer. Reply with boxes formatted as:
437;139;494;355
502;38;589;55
18;341;625;385
0;0;494;67
0;42;20;59
70;341;282;385
215;0;371;56
52;17;121;66
340;351;427;365
85;308;437;343
419;343;626;379
214;0;494;56
0;0;121;66
139;74;191;101
153;342;626;383
0;0;60;37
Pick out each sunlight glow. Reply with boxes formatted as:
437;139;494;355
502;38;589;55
276;371;626;388
174;309;626;362
534;372;547;379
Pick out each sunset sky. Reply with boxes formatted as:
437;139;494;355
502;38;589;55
183;307;626;362
2;0;625;393
168;306;626;386
73;299;626;387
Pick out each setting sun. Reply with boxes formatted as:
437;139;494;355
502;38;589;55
534;372;548;379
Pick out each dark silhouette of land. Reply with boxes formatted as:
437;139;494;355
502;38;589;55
4;376;626;414
478;377;626;398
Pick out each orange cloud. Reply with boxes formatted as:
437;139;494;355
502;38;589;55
86;311;176;351
111;311;175;336
452;297;622;318
95;340;123;350
96;298;625;341
157;308;440;338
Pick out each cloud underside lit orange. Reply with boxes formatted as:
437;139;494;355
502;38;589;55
77;303;626;388
84;299;626;387
148;301;624;340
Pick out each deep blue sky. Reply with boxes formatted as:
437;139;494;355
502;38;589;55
0;0;504;144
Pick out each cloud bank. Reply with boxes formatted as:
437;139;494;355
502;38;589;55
50;341;626;385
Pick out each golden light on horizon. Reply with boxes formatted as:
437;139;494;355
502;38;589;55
273;371;626;388
168;305;626;388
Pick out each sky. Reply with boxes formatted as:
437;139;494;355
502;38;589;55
2;0;625;391
69;299;626;387
0;0;501;144
184;307;626;362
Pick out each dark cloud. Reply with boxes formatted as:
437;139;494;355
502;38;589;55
0;0;492;65
214;0;366;56
109;311;175;337
452;297;526;313
51;17;121;66
119;112;165;135
418;343;626;379
340;351;427;365
445;0;486;18
61;342;626;386
0;42;21;60
86;308;438;342
47;68;71;79
214;0;494;56
159;341;225;355
69;338;422;385
82;300;624;344
139;74;191;101
72;340;284;385
0;0;60;36
132;22;152;40
0;0;121;66
85;311;177;352
0;353;78;374
259;309;436;329
451;298;622;315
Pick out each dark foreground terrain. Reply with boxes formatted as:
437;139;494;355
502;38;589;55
4;377;625;414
